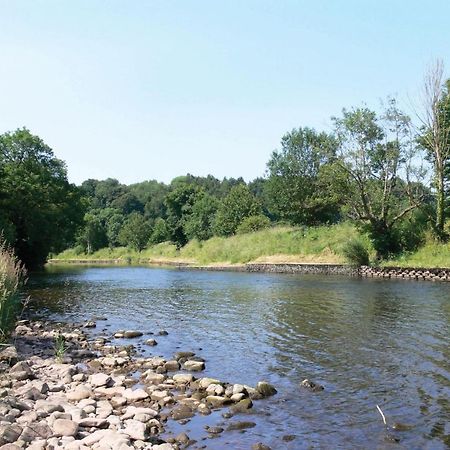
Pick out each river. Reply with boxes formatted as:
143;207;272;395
26;265;450;449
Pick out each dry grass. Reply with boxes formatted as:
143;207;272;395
0;239;26;341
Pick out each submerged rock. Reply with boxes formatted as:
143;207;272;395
256;381;277;397
300;379;324;392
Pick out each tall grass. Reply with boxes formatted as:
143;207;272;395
55;223;372;266
0;239;26;341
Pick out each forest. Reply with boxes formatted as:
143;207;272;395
1;70;449;270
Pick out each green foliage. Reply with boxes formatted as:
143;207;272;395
0;128;85;267
333;99;426;259
0;239;26;342
236;215;271;234
54;333;68;362
341;239;370;266
213;185;262;236
183;194;219;241
266;127;341;224
149;218;170;245
118;212;151;252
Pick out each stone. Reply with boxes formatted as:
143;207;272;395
83;320;96;328
145;339;157;346
206;426;224;434
183;360;205;371
10;361;33;380
0;424;22;444
198;377;220;389
66;386;92;401
123;330;143;338
52;418;79;437
173;351;195;360
300;379;324;391
175;432;190;443
172;373;194;384
171;405;194;421
164;360;180;371
89;373;112;387
256;381;277;397
78;418;109;428
0;347;18;366
226;421;256;431
157;330;168;336
252;444;272;450
205;396;231;408
123;388;148;402
230;398;253;413
123;419;146;440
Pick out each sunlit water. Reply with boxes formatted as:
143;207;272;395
26;266;450;449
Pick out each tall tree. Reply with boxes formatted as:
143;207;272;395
333;100;426;258
265;127;341;224
416;60;450;237
0;128;84;267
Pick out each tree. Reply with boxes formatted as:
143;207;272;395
183;193;219;241
148;218;170;245
165;184;203;247
213;185;262;236
118;212;151;252
265;127;341;224
333;100;426;258
416;60;450;238
0;128;84;267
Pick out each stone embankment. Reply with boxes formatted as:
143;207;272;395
359;266;450;282
0;320;280;450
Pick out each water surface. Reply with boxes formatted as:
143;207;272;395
27;266;450;449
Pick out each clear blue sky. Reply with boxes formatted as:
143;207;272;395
1;1;449;185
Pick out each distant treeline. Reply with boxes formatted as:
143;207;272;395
1;65;449;268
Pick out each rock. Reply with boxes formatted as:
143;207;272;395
9;361;33;380
282;434;297;442
66;386;92;401
123;419;146;440
89;373;112;387
173;351;195;360
206;395;231;408
206;426;223;434
52;418;79;437
0;346;18;366
123;330;143;338
123;388;148;402
153;445;175;450
183;360;205;372
232;384;246;395
226;421;256;431
83;320;96;328
0;424;22;444
206;383;225;396
111;396;127;407
230;393;245;402
78;418;109;428
198;377;220;389
196;404;211;415
164;360;180;371
252;444;272;450
300;379;324;392
175;432;190;444
172;373;194;384
157;330;168;336
256;381;277;397
145;339;158;346
171;405;194;421
230;398;253;413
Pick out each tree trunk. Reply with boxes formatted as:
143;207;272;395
436;169;445;236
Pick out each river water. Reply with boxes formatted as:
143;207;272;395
26;266;450;449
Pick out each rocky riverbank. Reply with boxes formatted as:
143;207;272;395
0;319;279;450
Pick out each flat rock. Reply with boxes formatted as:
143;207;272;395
183;360;205;372
123;388;149;402
123;330;143;338
89;373;112;387
226;421;256;431
66;386;92;401
52;418;79;437
123;419;146;440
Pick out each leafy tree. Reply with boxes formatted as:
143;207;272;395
105;212;125;248
333;100;426;258
0;128;84;267
183;193;219;241
149;218;170;245
236;214;271;234
118;212;151;252
265;127;341;224
77;212;107;254
213;185;262;236
129;180;168;221
111;192;144;215
416;61;450;238
165;184;203;247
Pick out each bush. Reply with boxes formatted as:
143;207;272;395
0;239;26;341
236;215;271;234
342;239;369;266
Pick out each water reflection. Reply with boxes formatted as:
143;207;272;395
26;266;450;449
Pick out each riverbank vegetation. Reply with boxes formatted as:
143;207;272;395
0;239;25;341
1;62;450;269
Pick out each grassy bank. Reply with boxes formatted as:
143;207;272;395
0;240;25;341
55;223;369;266
383;240;450;268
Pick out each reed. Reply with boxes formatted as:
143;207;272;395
0;238;26;341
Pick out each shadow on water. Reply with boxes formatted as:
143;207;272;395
25;266;450;449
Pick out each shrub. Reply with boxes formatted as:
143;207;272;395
236;215;271;234
0;239;26;341
342;239;369;266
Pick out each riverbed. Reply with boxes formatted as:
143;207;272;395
26;265;450;449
